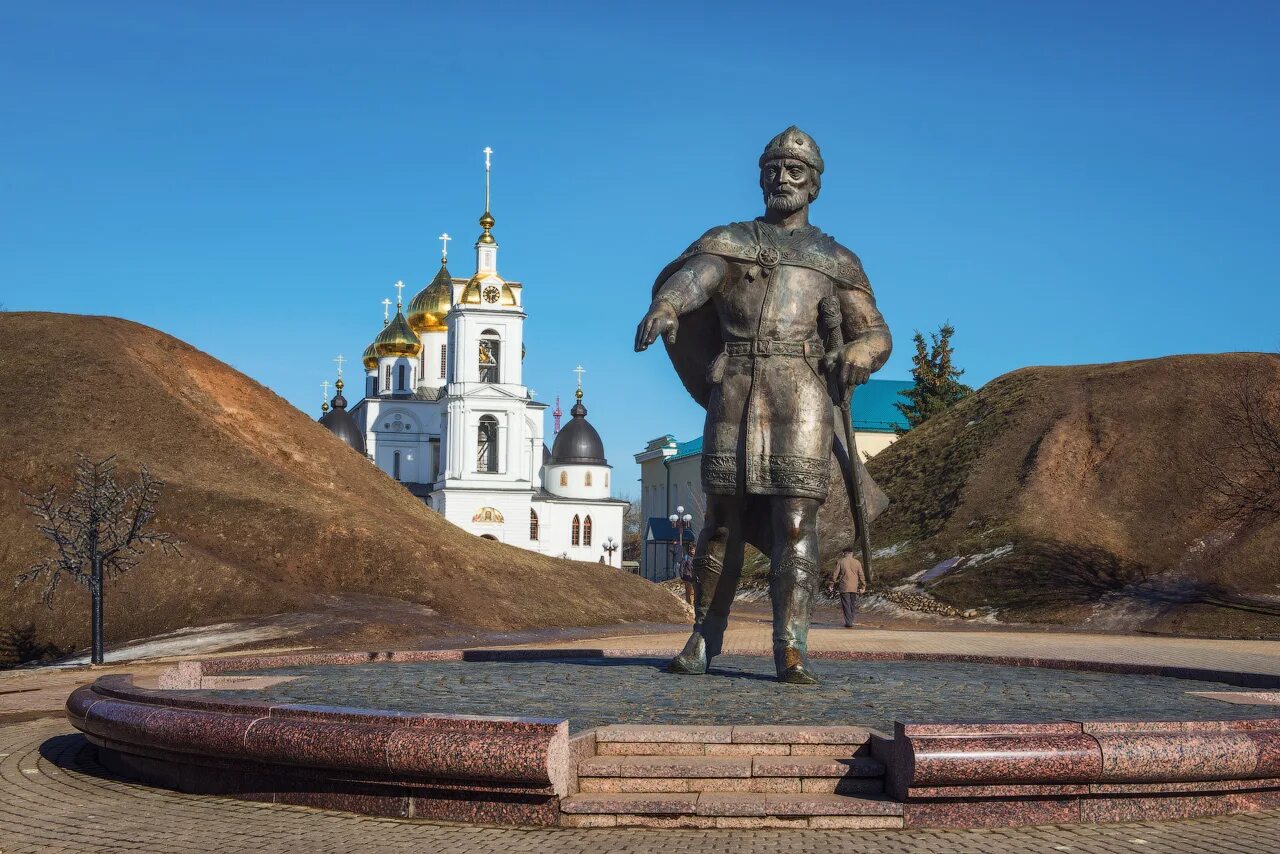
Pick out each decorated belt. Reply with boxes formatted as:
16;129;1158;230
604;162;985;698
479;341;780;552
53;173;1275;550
723;339;823;358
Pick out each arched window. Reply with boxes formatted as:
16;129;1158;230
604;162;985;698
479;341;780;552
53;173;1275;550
393;451;401;481
559;471;568;487
478;330;501;383
384;364;391;391
605;472;609;488
396;364;407;391
530;509;539;541
584;471;593;487
477;415;499;472
571;514;580;546
439;344;447;379
419;348;425;379
583;515;593;546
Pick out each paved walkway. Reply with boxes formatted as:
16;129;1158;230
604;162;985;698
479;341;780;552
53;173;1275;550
4;717;1280;854
521;618;1280;675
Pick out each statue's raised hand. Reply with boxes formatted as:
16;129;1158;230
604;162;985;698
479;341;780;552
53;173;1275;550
635;302;680;351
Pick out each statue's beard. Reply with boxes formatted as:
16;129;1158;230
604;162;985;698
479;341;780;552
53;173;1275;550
765;189;807;214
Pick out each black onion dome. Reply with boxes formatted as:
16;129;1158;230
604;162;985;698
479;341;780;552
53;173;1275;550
550;396;606;465
319;381;366;455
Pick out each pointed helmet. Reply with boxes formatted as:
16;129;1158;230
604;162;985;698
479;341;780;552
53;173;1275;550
759;126;824;173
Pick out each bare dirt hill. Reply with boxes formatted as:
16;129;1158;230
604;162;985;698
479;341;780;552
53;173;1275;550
846;353;1280;637
0;312;684;658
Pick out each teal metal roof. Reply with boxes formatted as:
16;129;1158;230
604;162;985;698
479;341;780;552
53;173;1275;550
669;437;703;461
665;379;911;460
852;379;912;433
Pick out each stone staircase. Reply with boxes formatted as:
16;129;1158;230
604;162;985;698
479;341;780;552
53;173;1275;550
560;724;902;828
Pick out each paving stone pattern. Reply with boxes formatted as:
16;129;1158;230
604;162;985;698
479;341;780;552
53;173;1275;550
187;657;1279;733
7;718;1280;853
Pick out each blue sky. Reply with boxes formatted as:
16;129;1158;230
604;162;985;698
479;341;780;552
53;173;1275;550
2;2;1277;496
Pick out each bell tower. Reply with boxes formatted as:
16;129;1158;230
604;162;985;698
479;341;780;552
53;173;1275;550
440;146;536;489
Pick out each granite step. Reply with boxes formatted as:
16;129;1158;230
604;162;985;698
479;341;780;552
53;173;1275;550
579;754;884;778
576;753;885;795
593;724;880;753
559;792;904;828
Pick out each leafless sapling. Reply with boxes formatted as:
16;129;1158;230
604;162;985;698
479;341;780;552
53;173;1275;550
18;455;180;664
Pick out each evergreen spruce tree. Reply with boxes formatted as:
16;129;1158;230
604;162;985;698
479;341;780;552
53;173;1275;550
894;323;972;433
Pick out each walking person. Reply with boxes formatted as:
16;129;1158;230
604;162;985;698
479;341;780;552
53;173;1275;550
827;547;866;628
678;545;696;607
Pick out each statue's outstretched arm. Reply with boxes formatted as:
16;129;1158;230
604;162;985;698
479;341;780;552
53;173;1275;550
635;255;727;351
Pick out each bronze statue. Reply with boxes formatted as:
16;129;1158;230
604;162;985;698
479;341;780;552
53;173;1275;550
635;127;892;684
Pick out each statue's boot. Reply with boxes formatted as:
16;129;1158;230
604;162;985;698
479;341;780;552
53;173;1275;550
771;554;820;684
668;553;730;675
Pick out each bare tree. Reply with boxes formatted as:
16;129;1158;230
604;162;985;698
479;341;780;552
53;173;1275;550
1198;369;1280;525
622;494;643;562
18;456;180;664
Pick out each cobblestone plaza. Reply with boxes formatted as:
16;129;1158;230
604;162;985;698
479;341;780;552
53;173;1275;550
191;655;1279;733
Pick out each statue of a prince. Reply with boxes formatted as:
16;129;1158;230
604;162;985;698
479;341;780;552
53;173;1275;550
635;127;893;684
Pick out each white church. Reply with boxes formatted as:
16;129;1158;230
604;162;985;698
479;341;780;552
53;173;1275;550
318;150;626;564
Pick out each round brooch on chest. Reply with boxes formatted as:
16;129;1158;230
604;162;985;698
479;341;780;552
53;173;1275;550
757;246;781;268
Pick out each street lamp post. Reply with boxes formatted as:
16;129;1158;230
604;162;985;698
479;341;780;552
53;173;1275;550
668;505;693;579
602;537;619;567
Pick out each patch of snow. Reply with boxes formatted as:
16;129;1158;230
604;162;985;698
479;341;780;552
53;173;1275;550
965;544;1015;566
734;587;770;603
56;621;302;667
872;541;910;559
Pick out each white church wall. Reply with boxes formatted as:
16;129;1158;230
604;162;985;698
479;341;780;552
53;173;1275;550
450;309;525;389
377;355;418;396
438;490;535;545
417;329;448;390
543;464;612;500
532;500;625;565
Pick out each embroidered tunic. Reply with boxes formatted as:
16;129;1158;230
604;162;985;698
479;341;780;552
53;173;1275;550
651;220;880;502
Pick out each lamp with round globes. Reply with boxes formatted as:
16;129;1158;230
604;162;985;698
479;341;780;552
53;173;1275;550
668;505;694;578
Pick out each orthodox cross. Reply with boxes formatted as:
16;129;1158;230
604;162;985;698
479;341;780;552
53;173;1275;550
439;232;451;263
333;354;345;378
394;280;405;309
382;298;392;324
483;146;493;211
322;379;329;400
573;365;586;392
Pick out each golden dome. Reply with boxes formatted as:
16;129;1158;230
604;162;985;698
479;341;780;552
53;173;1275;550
373;310;422;358
477;210;496;245
362;339;379;370
460;273;516;307
406;263;453;333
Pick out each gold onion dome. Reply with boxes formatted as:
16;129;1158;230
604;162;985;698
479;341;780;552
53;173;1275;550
477;210;496;245
362;339;379;370
373;309;422;358
407;263;453;333
461;272;515;306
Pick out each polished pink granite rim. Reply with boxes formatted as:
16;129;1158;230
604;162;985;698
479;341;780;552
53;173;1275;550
62;648;1280;829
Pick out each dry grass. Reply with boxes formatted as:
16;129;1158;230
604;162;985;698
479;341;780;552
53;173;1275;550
846;353;1280;635
0;312;685;653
